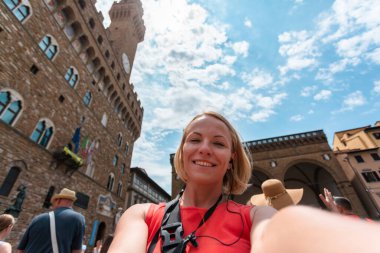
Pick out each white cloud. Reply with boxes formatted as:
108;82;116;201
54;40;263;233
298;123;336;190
255;93;287;109
374;80;380;93
320;0;380;67
314;89;332;101
95;1;113;27
342;90;366;109
227;87;254;114
279;0;380;81
249;93;287;122
244;18;252;28
366;48;380;64
222;55;237;65
220;81;231;90
300;85;318;97
230;41;250;58
250;109;275;122
316;58;360;82
290;114;303;122
278;30;319;75
241;68;274;90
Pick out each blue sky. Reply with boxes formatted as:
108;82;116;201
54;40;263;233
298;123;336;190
96;0;380;193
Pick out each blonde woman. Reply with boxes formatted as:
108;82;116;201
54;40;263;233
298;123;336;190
109;111;276;253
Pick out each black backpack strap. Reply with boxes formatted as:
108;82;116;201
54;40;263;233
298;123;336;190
147;190;222;253
147;192;182;253
160;199;183;253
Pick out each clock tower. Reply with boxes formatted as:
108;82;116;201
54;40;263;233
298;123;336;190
107;0;146;82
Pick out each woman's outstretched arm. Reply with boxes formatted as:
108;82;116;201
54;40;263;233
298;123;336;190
251;205;379;253
108;203;151;253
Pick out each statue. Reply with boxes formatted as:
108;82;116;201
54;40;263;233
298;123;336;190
113;207;123;231
4;184;27;217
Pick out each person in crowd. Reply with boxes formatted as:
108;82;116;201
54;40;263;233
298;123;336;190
250;205;380;253
100;235;113;253
17;188;85;253
108;111;277;252
249;179;303;210
319;187;374;221
0;214;15;253
93;239;102;253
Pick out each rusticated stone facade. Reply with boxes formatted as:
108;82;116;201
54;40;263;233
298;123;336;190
0;0;145;250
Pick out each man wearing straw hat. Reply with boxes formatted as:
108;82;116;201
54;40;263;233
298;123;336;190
250;179;304;210
17;188;85;253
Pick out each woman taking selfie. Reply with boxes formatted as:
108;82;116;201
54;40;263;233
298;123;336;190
109;111;276;253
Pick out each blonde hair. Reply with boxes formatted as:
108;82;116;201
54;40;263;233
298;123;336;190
174;111;252;194
0;214;15;232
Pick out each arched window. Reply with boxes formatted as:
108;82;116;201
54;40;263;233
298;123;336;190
106;173;114;191
124;142;129;155
0;166;21;196
3;0;31;23
78;0;85;9
30;119;54;147
120;163;125;174
0;90;22;125
97;35;103;45
117;133;122;147
43;0;57;11
39;35;58;60
112;155;118;167
42;186;55;208
85;161;95;178
88;18;95;29
83;91;92;106
101;113;107;127
65;67;78;87
117;181;122;197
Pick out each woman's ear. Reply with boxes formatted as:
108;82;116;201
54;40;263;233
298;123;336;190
230;152;237;161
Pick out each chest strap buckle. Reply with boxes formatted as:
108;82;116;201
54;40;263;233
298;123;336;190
160;222;184;251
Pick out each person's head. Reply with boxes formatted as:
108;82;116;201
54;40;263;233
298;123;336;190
96;239;102;247
174;111;252;194
51;188;77;208
333;196;353;214
0;214;15;237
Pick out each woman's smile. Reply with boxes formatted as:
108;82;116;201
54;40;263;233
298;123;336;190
193;160;215;167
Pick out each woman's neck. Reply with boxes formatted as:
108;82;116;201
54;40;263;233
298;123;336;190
180;184;223;209
0;230;7;241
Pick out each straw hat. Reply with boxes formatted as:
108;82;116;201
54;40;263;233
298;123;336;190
51;188;77;202
250;179;303;210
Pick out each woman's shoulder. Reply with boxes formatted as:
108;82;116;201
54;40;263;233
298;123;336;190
221;200;253;212
216;201;253;223
145;203;166;220
0;241;11;252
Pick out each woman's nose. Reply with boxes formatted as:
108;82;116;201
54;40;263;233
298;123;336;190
198;140;211;155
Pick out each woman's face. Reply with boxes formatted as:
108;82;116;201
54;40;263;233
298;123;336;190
182;115;234;186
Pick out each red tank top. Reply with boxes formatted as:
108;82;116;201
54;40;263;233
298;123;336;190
145;201;253;252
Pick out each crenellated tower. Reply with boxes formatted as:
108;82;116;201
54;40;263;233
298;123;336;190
107;0;145;81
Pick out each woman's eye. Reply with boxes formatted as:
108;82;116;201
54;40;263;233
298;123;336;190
214;142;225;147
189;139;200;143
